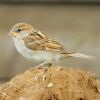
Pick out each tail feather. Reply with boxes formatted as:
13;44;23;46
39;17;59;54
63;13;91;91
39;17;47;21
68;53;96;60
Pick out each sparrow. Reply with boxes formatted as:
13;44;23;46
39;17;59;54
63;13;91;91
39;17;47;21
9;23;95;67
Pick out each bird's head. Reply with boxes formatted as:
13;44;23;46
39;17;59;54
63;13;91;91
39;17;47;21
9;23;33;39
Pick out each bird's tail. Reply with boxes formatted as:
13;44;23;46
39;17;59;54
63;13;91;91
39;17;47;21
67;53;96;60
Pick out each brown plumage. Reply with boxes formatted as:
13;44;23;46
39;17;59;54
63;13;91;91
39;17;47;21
9;23;95;64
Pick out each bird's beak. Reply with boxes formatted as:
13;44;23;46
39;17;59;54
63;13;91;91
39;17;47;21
9;32;18;37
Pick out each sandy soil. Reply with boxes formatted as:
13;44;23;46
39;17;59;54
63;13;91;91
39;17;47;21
0;66;100;100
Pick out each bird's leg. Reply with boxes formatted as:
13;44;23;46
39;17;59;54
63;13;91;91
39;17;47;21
36;61;53;69
36;61;53;85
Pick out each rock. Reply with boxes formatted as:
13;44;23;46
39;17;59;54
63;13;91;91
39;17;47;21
0;66;100;100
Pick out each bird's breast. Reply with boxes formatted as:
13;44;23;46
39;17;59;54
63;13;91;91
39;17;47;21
14;39;61;62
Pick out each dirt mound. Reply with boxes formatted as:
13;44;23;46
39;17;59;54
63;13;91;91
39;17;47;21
0;66;100;100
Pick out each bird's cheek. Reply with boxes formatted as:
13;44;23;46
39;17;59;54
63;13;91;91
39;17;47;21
17;34;22;39
20;31;28;38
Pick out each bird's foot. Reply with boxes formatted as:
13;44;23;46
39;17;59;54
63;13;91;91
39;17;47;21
36;62;53;85
36;61;53;69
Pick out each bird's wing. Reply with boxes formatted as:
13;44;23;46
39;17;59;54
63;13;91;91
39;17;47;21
22;30;70;54
23;30;96;59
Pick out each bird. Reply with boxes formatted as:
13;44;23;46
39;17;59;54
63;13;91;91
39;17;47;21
9;23;95;68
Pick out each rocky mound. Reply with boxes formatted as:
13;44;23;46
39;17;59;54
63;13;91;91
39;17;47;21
0;66;100;100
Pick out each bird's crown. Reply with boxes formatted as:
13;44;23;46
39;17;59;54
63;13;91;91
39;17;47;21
9;23;33;37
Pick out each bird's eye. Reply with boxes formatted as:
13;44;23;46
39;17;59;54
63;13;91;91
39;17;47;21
17;28;22;32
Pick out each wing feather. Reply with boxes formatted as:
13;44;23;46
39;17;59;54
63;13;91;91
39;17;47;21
22;30;67;53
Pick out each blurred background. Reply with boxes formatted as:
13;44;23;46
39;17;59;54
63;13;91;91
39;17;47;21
0;0;100;83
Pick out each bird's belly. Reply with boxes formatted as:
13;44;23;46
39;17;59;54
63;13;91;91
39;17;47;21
18;48;58;62
14;39;60;62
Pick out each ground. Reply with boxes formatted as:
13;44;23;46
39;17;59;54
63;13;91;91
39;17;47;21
0;66;100;100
